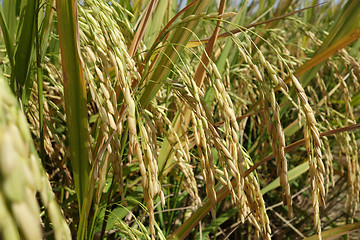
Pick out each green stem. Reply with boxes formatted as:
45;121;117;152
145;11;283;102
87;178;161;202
35;0;45;162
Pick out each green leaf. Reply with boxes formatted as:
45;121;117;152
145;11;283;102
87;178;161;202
261;161;309;195
0;7;15;69
14;0;37;87
56;2;90;238
304;222;360;240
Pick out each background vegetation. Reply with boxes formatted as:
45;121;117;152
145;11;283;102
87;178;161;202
0;0;360;239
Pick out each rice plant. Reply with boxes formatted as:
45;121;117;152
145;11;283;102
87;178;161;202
0;0;360;239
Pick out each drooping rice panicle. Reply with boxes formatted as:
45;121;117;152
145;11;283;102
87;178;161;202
211;57;272;237
256;52;293;218
291;74;325;240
